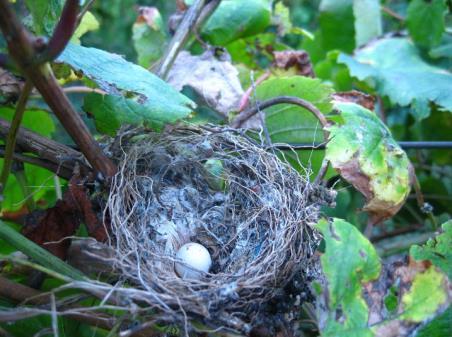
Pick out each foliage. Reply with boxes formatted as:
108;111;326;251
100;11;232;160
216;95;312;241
316;218;380;337
0;0;451;336
326;102;411;221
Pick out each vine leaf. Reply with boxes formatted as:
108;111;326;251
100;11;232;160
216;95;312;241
406;0;447;49
399;266;448;322
57;43;195;110
83;93;192;136
353;0;382;47
325;102;411;223
338;38;452;119
255;76;333;177
410;220;452;279
316;218;380;337
201;0;272;46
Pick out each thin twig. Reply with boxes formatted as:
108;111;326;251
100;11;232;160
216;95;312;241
381;6;404;21
0;147;74;179
0;80;33;196
156;0;207;79
238;70;270;111
0;118;88;178
231;96;329;130
231;96;331;183
12;161;36;211
77;0;96;24
270;141;452;150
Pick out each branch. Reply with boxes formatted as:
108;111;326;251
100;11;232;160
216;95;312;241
0;118;89;179
156;0;207;79
231;96;330;183
35;0;80;63
0;80;33;195
0;0;116;178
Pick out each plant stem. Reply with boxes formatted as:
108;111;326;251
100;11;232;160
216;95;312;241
0;80;32;197
0;0;116;178
0;118;88;179
231;96;330;183
12;161;36;211
156;0;207;79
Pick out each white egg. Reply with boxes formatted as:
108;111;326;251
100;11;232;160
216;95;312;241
175;242;212;280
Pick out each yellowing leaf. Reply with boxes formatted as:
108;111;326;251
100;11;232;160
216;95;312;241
326;102;411;222
401;267;448;322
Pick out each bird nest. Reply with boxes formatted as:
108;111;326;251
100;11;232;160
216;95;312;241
102;125;335;333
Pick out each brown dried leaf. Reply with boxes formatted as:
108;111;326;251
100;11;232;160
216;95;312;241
22;174;105;259
332;90;375;110
273;50;315;77
167;50;244;116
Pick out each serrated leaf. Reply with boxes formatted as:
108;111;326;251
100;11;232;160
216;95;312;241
353;0;382;47
83;93;192;136
25;0;64;35
407;0;447;49
316;218;380;337
202;0;272;46
57;43;195;112
410;220;452;279
400;266;447;322
71;11;99;44
338;38;452;112
255;76;333;177
132;7;167;68
325;102;411;222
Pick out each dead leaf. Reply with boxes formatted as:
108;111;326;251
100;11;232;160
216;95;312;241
167;50;244;116
22;174;106;259
332;90;375;110
136;6;160;29
273;50;315;77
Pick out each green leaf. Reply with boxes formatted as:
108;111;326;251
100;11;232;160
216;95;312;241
318;0;355;54
407;0;447;49
316;218;380;337
338;38;452;112
411;98;431;121
57;43;195;111
325;102;411;221
417;306;452;337
202;0;272;46
400;266;447;322
0;221;86;280
25;0;64;35
353;0;382;47
255;76;334;177
71;11;100;44
410;220;452;279
83;93;192;136
0;108;57;211
132;7;167;68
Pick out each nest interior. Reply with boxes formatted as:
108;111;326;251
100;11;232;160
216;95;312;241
103;126;335;332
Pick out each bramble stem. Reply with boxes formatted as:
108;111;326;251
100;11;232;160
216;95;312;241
0;0;116;178
0;80;32;196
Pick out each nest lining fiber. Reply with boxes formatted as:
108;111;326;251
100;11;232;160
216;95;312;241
103;125;334;332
